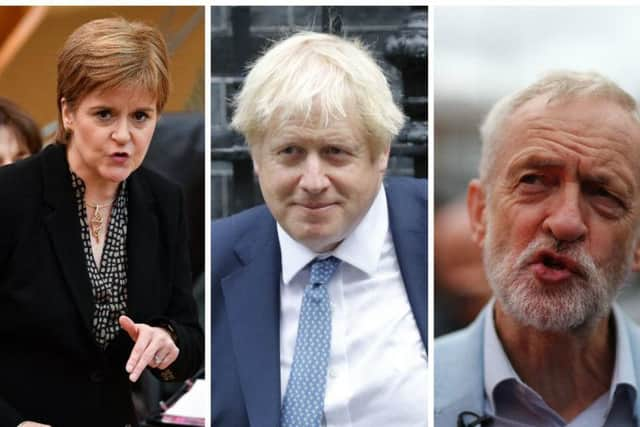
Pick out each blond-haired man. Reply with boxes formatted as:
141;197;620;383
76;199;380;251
213;32;427;427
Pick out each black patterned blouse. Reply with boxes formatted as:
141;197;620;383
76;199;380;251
71;172;128;349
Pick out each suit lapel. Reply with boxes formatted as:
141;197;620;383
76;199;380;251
222;216;282;427
633;329;640;423
435;308;486;424
126;170;159;321
41;145;94;337
385;179;427;349
618;305;640;421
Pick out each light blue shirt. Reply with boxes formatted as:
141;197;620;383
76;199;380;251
483;301;638;427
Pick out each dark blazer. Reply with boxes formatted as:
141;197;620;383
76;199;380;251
212;176;427;427
0;144;203;427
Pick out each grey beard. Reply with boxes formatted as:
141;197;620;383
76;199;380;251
484;231;632;333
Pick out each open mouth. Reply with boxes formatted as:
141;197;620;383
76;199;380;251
533;250;579;271
530;249;583;283
542;254;566;270
110;152;130;163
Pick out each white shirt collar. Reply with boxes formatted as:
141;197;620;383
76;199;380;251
277;183;388;285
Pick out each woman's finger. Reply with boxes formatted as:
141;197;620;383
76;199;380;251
130;326;176;379
118;315;138;341
130;337;162;382
157;346;180;370
150;345;169;368
126;326;153;381
125;325;179;379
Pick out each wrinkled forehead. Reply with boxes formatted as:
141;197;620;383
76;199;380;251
514;94;637;124
492;95;640;185
502;95;640;156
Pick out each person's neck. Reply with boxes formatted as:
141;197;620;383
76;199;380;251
67;152;119;204
494;302;615;422
83;182;118;206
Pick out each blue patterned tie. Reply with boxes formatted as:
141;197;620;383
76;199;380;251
281;256;341;427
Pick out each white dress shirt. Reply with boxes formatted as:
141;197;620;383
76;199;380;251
278;185;427;427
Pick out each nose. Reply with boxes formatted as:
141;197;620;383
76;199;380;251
299;154;330;194
111;118;131;144
542;183;587;243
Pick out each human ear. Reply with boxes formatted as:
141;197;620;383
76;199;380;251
61;98;74;131
376;145;390;173
250;142;261;175
467;179;487;248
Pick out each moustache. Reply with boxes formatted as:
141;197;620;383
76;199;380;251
512;237;599;282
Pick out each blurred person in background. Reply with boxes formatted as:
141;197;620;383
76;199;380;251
0;17;202;427
436;71;640;426
0;97;42;166
213;32;427;426
435;197;490;336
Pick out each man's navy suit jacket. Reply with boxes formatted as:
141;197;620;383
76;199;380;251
212;176;427;427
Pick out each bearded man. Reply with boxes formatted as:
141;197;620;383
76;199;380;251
436;71;640;427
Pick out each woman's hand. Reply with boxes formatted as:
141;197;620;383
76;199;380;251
118;315;179;382
18;422;51;427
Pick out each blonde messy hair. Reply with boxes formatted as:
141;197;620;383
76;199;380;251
231;31;405;159
56;17;170;144
479;70;640;185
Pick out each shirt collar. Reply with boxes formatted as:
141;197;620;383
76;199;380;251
277;183;388;285
483;300;638;414
483;299;524;413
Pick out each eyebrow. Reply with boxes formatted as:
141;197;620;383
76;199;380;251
580;170;633;198
506;153;566;174
507;153;634;194
276;127;358;143
581;173;610;185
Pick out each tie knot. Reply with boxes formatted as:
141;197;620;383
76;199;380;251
310;256;340;287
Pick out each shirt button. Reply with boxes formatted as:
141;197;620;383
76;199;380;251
329;369;338;379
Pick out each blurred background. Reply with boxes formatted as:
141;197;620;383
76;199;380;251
0;5;204;423
211;6;427;219
434;6;640;336
0;6;203;134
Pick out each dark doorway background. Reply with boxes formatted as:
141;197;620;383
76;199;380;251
211;6;428;219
